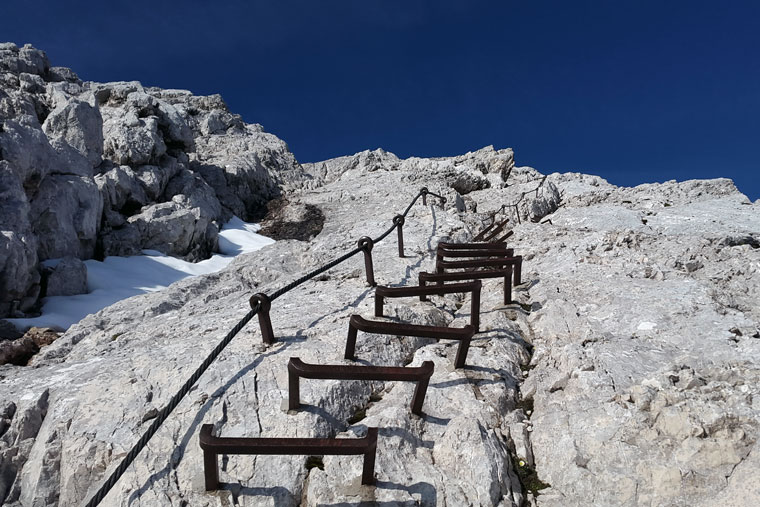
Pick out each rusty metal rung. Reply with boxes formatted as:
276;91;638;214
419;267;514;305
437;256;522;287
345;315;475;368
474;217;510;242
482;221;511;242
288;357;434;414
437;241;508;250
375;281;482;331
472;221;497;242
437;246;514;259
200;425;379;489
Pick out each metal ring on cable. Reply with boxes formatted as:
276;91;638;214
393;214;405;226
249;292;271;312
358;236;374;252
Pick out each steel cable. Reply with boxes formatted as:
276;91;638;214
83;306;259;507
83;187;444;506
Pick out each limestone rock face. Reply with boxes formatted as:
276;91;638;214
301;146;514;192
102;114;167;166
0;43;50;76
42;98;103;168
29;174;102;260
0;43;306;317
450;167;491;195
511;177;759;507
0;163;38;316
3;150;758;506
44;257;87;297
0;161;530;507
2;41;759;507
0;115;57;189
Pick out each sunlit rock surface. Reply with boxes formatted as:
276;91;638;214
1;41;759;507
0;43;305;317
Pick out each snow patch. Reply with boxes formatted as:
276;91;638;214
8;217;274;331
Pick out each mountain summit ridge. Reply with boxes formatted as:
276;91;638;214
1;42;759;506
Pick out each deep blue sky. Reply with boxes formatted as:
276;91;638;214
2;1;758;199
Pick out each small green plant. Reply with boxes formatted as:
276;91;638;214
348;408;366;424
515;395;534;414
512;456;550;495
111;332;124;341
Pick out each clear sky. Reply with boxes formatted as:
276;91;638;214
2;1;758;199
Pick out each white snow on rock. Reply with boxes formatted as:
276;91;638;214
7;217;273;330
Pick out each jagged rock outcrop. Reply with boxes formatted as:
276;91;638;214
0;43;307;317
0;43;525;321
0;162;39;316
2;41;759;507
0;327;60;366
44;257;87;297
302;145;513;193
2;134;756;506
0;155;547;506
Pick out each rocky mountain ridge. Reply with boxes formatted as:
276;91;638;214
1;42;305;319
1;42;759;507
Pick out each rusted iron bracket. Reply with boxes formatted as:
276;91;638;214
419;187;446;206
358;236;376;287
473;216;510;242
288;357;434;415
199;425;379;489
480;219;512;243
345;315;475;368
419;266;513;304
249;293;275;345
495;229;514;242
437;256;523;287
472;221;497;242
393;214;405;258
375;280;482;331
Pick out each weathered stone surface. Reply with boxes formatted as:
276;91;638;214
2;41;759;507
127;201;205;258
47;66;81;84
42;98;103;167
95;165;150;216
2;159;759;507
0;116;56;190
29;174;102;260
44;257;87;297
0;163;39;316
0;43;306;317
450;167;491;195
192;123;303;220
0;163;533;506
257;198;325;241
508;178;759;506
102;114;166;166
0;328;60;366
0;44;49;76
100;167;223;259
